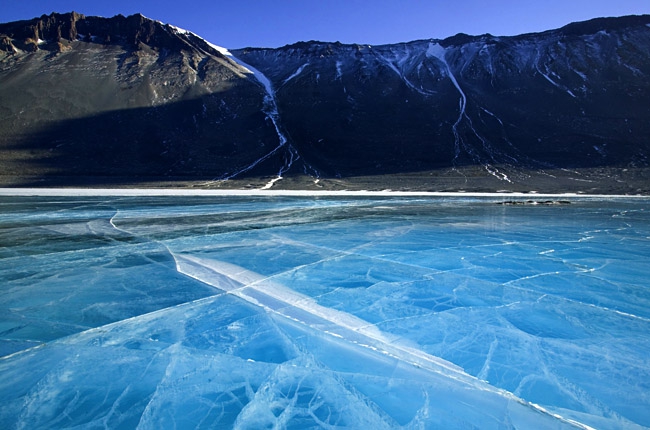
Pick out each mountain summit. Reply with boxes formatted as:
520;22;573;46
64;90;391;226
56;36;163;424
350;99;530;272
1;12;649;192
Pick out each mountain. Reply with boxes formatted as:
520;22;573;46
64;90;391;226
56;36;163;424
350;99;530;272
1;12;649;193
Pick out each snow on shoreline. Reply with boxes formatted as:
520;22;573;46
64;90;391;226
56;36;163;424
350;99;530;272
0;188;644;199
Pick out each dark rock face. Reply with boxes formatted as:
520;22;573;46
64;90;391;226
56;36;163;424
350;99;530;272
232;16;650;180
1;12;649;192
0;12;180;50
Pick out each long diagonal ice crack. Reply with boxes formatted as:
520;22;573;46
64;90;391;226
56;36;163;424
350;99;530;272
172;254;592;429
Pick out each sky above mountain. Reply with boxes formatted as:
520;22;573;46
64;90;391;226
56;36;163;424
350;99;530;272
3;0;649;48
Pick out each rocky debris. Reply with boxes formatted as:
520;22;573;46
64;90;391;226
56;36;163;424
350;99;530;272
0;35;15;53
0;12;202;53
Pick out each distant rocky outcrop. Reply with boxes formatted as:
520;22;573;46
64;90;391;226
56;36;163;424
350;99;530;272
0;35;14;53
1;12;649;193
1;12;172;51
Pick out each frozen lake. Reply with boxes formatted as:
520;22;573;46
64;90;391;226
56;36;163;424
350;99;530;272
1;193;649;429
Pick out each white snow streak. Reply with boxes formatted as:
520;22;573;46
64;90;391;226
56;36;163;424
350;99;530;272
538;68;577;98
426;43;466;162
202;45;299;186
427;43;511;182
480;107;503;126
534;48;577;99
335;61;343;80
261;176;283;190
377;50;434;96
282;63;309;85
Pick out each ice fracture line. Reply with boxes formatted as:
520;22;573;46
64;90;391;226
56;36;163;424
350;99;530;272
173;253;595;429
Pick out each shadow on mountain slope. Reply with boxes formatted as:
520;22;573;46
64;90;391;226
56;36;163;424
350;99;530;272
2;91;649;195
0;96;286;184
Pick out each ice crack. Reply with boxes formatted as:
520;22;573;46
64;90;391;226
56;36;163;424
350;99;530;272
172;254;595;429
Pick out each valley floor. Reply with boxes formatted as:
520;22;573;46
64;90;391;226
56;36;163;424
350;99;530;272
0;167;648;195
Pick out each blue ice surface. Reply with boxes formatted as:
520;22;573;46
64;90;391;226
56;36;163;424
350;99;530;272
0;195;649;429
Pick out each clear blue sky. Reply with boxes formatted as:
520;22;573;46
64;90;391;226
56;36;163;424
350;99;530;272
2;0;649;49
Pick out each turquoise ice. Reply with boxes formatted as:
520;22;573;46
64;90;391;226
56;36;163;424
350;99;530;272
1;195;649;429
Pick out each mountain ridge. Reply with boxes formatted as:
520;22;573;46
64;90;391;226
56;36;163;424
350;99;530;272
1;12;649;193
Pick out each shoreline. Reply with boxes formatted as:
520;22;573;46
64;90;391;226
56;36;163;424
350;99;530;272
0;188;647;199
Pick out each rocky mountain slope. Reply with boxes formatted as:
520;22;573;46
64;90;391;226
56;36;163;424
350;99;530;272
1;12;649;192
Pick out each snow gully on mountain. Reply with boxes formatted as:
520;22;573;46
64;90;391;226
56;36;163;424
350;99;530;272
161;25;301;187
206;45;299;188
426;43;466;161
534;47;577;99
375;48;435;97
426;43;511;183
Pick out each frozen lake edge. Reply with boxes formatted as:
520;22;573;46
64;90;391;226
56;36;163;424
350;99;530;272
1;187;648;199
